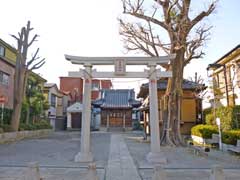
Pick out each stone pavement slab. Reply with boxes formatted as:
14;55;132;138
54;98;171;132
0;167;105;180
106;134;141;180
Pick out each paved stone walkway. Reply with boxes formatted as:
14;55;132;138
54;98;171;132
106;134;141;180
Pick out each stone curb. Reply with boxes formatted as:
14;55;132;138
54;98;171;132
0;129;53;144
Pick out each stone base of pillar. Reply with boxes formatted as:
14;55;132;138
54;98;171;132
74;152;93;163
146;152;167;164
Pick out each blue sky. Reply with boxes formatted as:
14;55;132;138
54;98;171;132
1;0;240;90
185;0;240;80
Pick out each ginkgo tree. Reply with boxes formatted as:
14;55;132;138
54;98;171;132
120;0;217;145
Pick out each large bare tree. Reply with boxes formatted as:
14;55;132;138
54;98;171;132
120;0;217;145
10;21;45;131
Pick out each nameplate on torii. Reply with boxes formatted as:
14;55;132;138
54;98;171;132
115;59;126;76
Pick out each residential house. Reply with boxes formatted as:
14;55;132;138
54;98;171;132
92;89;141;131
207;45;240;107
43;83;69;130
138;79;205;135
0;39;17;109
0;38;47;114
59;77;112;129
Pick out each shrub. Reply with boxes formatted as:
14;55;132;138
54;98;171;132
222;130;240;145
0;108;13;125
19;123;37;131
19;120;52;131
215;106;233;131
191;124;218;139
0;124;13;132
0;127;4;133
34;120;52;130
232;105;240;129
203;107;212;124
203;106;240;131
205;113;215;125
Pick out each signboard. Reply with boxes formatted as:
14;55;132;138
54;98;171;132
216;117;221;126
114;59;126;75
0;96;6;103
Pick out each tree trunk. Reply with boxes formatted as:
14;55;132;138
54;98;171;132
26;105;30;124
161;48;185;146
10;67;26;131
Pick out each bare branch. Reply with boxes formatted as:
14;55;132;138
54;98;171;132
147;21;159;56
190;1;216;30
28;34;39;47
27;48;40;67
123;0;169;30
29;58;45;70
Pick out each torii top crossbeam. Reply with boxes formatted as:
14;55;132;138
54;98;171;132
65;54;175;65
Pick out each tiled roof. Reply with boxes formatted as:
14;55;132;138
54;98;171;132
141;79;205;90
44;83;56;88
92;89;141;109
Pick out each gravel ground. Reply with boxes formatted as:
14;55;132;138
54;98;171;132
0;131;110;167
1;131;240;180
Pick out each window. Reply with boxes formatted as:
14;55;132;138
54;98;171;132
92;82;100;90
0;71;9;86
0;46;5;56
50;94;56;107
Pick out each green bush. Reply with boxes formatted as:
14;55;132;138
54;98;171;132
205;113;215;125
0;108;13;124
203;105;240;131
222;130;240;145
203;107;212;124
19;123;37;131
232;105;240;129
19;120;52;131
0;127;4;133
215;106;233;131
0;124;13;132
34;120;52;130
191;124;218;139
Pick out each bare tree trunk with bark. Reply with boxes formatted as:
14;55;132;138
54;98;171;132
10;21;45;131
120;0;216;146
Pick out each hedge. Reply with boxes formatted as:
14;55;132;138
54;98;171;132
0;120;52;133
191;124;240;145
191;124;218;139
19;120;52;131
222;130;240;145
0;108;13;125
203;105;240;131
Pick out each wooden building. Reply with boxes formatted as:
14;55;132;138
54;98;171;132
138;79;205;135
92;89;141;130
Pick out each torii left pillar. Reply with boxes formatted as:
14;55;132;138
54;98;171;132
74;64;93;162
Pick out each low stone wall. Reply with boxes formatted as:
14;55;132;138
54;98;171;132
0;129;53;144
191;134;236;152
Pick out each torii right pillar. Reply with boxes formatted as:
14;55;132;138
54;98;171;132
146;64;167;164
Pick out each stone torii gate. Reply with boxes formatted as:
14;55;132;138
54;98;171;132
65;54;174;163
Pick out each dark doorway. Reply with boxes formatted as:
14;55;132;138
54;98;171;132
71;112;82;128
